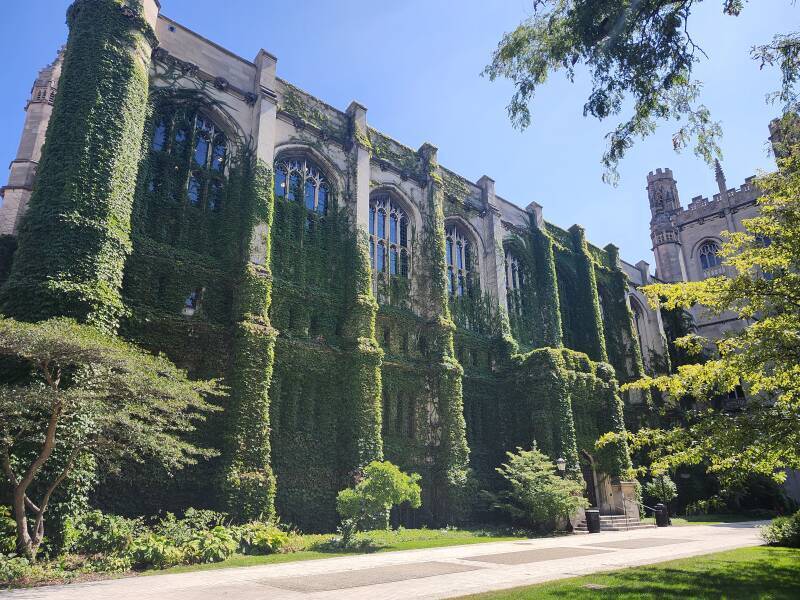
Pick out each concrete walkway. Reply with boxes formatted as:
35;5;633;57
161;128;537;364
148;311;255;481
3;522;766;599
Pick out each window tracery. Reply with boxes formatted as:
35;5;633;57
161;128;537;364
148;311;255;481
698;240;722;271
445;223;475;297
369;195;410;280
273;157;330;215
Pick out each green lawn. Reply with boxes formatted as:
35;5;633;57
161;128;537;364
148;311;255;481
459;546;800;599
146;527;527;576
635;513;766;527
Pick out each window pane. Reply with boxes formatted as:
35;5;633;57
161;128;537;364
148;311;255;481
288;173;299;202
448;268;455;294
317;185;328;214
211;137;226;171
208;180;222;212
377;242;386;272
400;249;409;277
457;241;463;269
305;179;316;210
275;168;286;198
370;239;375;269
174;123;189;153
464;242;472;271
458;275;465;297
390;247;398;275
194;135;209;166
390;215;398;243
152;119;167;151
446;238;453;266
400;217;408;247
187;174;201;206
377;210;386;239
369;206;375;235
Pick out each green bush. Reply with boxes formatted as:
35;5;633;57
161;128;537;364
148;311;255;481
86;553;133;573
686;496;728;516
644;475;678;505
129;533;185;569
761;511;800;548
237;522;290;555
184;526;237;564
153;509;227;546
0;553;31;582
1;506;16;554
336;461;422;545
63;510;141;555
490;443;588;533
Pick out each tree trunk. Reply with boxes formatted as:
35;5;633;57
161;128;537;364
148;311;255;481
12;487;37;560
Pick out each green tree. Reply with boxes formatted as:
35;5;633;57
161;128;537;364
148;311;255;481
491;443;588;533
603;131;800;487
484;1;799;182
0;317;219;559
644;474;678;517
336;461;422;544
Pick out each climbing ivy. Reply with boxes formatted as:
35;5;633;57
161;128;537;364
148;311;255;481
0;0;156;333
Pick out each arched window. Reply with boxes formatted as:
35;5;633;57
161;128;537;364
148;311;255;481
504;250;524;292
698;240;722;271
445;223;475;297
150;110;228;212
370;194;411;280
273;157;330;215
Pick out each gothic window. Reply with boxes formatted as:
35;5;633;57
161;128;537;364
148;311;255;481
369;194;411;283
445;223;475;297
274;157;331;215
698;240;722;271
150;110;228;212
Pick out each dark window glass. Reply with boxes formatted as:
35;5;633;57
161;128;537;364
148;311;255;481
194;134;209;167
399;217;408;247
288;173;299;202
390;214;398;243
208;180;223;212
377;209;386;239
457;241;463;269
211;137;226;172
275;168;286;199
400;249;409;278
377;242;386;272
390;247;398;275
446;238;453;266
448;268;455;294
369;206;375;235
370;238;375;269
317;185;328;214
152;119;167;151
187;174;201;206
464;242;472;271
305;179;316;211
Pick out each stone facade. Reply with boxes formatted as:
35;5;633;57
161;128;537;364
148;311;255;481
0;1;671;528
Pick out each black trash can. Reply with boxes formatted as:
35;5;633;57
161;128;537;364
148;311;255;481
585;509;601;533
654;503;670;527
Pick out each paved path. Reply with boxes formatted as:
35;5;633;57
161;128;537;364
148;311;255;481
3;522;765;599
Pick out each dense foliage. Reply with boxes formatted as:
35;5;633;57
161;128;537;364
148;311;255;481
762;510;800;548
644;475;678;505
0;317;218;559
336;461;421;544
485;1;799;181
490;443;588;533
612;131;800;486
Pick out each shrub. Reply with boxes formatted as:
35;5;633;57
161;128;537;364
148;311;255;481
761;510;800;548
63;510;141;555
0;553;31;582
490;443;588;533
644;475;678;515
129;533;185;569
237;522;290;555
336;461;422;545
154;509;227;546
86;553;133;573
1;506;15;554
685;496;728;516
184;526;237;564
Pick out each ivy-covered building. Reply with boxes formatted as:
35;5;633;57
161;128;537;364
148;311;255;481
0;0;671;530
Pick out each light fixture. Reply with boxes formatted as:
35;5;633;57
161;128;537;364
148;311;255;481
556;457;566;473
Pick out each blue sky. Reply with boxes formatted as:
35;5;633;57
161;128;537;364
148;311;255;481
0;1;794;266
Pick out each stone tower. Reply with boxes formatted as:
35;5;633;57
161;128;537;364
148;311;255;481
647;168;687;283
0;49;64;236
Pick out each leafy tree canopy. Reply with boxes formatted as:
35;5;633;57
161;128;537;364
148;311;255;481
601;131;800;485
484;1;799;182
0;317;221;558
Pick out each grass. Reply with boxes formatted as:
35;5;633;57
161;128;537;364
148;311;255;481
458;546;800;599
151;527;527;576
637;513;766;527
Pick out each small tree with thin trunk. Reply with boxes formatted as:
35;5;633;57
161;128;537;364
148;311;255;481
0;317;220;560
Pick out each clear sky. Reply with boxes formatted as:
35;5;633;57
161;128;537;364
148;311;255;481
0;1;794;266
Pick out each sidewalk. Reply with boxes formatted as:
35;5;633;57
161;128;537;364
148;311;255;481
3;522;766;599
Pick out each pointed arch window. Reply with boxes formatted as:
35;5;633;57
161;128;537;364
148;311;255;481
369;194;411;286
445;223;476;297
273;157;331;215
150;110;228;212
698;240;722;271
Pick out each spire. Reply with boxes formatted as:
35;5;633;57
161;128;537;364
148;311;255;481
715;159;727;195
